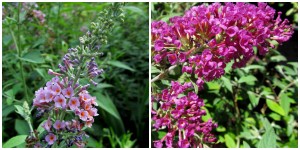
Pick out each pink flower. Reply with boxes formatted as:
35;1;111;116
62;87;74;98
54;95;66;108
47;83;61;95
79;92;91;103
53;120;65;130
83;102;92;110
45;90;55;103
45;133;56;145
86;118;94;128
79;109;89;121
42;117;52;132
88;108;99;117
68;97;80;110
167;53;177;65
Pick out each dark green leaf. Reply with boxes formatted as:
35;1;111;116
107;60;135;72
15;119;30;135
238;75;257;85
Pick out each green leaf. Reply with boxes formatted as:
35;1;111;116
97;83;114;89
151;66;160;74
202;107;211;122
15;119;30;135
224;134;236;148
4;89;14;105
19;50;45;63
266;99;285;116
221;76;232;93
269;113;281;121
216;126;226;132
14;105;25;118
37;120;47;136
242;141;251;148
279;93;291;116
242;64;265;73
247;91;259;107
107;60;135;72
206;81;220;91
257;127;276;148
124;6;147;17
95;93;121;120
238;75;257;85
270;55;287;62
3;135;27;148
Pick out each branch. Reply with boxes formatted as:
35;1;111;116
151;65;178;82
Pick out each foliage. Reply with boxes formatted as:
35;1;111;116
151;2;298;148
2;2;148;148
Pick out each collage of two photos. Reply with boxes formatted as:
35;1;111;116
2;1;298;148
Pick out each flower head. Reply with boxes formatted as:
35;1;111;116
45;133;57;145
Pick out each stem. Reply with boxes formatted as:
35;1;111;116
151;65;177;82
25;117;35;137
278;79;297;98
15;3;29;102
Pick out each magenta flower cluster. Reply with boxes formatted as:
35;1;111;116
33;75;99;147
152;2;293;81
152;81;217;148
151;2;293;148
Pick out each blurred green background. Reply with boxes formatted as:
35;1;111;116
2;2;149;148
151;2;298;148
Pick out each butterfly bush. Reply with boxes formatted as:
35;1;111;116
26;3;125;148
151;2;293;148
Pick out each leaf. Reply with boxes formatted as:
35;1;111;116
216;126;226;132
97;83;114;89
206;81;220;91
221;76;232;93
247;91;259;107
95;93;121;120
14;105;25;118
37;120;47;136
242;64;265;73
124;6;147;17
270;55;287;62
151;66;160;74
4;89;14;105
257;127;276;148
266;99;285;116
224;134;236;148
242;141;251;148
279;93;291;116
15;119;30;135
238;75;257;85
3;135;27;148
201;107;211;122
107;60;135;72
19;50;45;63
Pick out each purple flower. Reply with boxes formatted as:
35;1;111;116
45;133;56;145
178;119;188;129
178;52;186;63
68;97;80;110
182;66;192;74
42;117;52;132
54;94;66;108
167;53;177;65
53;120;66;130
62;87;74;98
178;139;190;148
226;26;238;37
153;140;163;148
154;40;164;51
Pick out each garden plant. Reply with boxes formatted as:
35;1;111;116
151;2;298;148
2;2;149;148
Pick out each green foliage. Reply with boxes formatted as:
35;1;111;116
2;2;148;148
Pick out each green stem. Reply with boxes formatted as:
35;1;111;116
16;3;29;102
25;117;35;137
